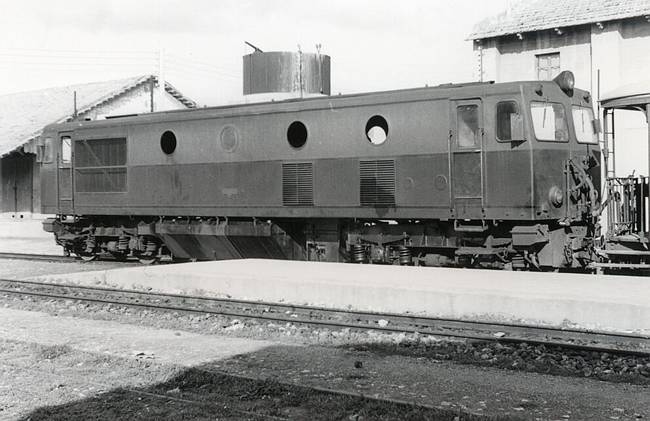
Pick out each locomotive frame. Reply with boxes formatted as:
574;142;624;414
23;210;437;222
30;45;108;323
40;71;603;270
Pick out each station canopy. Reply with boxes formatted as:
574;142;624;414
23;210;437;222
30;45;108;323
601;81;650;110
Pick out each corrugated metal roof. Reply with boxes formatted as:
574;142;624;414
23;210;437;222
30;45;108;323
0;75;196;157
469;0;650;40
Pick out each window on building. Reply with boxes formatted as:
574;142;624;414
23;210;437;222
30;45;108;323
536;53;560;80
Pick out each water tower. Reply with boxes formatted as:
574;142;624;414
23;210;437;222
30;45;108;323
242;42;331;102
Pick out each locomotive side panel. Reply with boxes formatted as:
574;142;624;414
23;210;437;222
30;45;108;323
116;97;453;217
129;161;282;209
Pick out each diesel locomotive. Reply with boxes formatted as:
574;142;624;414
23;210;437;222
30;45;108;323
40;71;603;270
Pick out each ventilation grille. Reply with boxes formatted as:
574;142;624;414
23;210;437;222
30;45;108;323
282;162;314;206
360;160;395;207
74;138;127;192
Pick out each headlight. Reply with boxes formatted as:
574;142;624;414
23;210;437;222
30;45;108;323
553;71;575;94
549;186;564;207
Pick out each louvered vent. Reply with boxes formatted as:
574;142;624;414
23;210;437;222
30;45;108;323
282;162;314;206
360;160;396;207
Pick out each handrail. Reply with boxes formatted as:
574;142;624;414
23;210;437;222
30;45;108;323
605;176;649;239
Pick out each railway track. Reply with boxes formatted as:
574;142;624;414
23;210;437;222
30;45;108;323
0;252;144;265
1;278;648;357
0;252;76;263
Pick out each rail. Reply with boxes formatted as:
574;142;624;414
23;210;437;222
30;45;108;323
0;252;76;263
0;278;648;357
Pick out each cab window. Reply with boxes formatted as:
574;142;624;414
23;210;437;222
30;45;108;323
457;105;479;148
572;106;598;144
61;136;72;164
530;102;568;142
496;101;522;141
42;137;54;163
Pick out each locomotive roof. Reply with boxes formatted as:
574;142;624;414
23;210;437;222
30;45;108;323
45;79;587;131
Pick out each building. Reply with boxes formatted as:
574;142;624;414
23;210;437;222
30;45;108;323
469;0;650;176
0;75;195;218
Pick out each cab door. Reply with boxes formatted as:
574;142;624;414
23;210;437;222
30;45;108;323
449;99;484;219
56;133;74;214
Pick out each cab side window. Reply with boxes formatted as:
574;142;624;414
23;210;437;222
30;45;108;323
496;101;523;141
61;136;72;164
457;105;479;148
41;137;54;163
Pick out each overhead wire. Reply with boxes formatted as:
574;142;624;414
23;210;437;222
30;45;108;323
2;47;156;54
165;61;239;80
166;52;239;75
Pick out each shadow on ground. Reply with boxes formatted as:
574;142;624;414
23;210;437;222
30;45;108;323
19;344;499;421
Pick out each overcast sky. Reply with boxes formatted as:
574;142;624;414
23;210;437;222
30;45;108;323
0;0;508;106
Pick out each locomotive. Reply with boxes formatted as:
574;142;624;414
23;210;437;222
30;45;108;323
40;71;603;270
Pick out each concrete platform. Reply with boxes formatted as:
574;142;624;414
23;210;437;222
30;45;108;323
30;259;650;335
0;217;61;255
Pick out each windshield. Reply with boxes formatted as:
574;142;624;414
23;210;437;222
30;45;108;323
572;106;598;144
530;102;568;142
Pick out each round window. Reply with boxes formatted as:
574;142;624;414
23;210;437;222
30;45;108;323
365;115;389;145
220;125;239;152
287;121;308;148
160;130;177;154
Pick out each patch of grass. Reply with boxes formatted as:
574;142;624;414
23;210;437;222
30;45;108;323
32;343;74;360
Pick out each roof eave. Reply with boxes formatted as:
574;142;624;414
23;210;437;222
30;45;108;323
601;94;650;109
469;11;650;41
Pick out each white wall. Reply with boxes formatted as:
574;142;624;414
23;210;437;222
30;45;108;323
476;27;592;89
83;82;189;120
475;20;650;177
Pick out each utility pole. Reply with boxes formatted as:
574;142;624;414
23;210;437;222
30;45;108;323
297;44;303;99
73;91;78;119
157;48;165;111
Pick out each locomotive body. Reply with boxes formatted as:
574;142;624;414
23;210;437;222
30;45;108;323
40;72;602;269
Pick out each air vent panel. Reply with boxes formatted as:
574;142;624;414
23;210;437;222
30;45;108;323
360;160;396;207
282;162;314;206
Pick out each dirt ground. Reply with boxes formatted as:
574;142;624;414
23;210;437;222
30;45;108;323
1;305;648;420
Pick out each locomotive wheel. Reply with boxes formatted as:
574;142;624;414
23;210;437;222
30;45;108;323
137;256;158;265
110;252;128;262
79;254;97;262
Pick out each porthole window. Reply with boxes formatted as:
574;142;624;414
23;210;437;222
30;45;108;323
160;130;177;154
365;115;389;145
220;125;239;152
287;121;308;148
